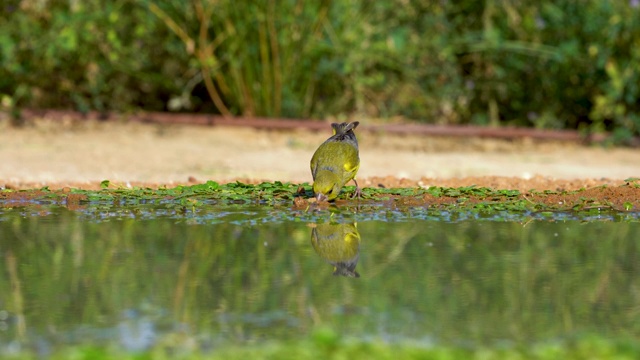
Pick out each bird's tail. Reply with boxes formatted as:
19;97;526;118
331;122;359;136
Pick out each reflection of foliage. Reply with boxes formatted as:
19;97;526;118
1;209;640;355
311;223;361;277
1;2;640;141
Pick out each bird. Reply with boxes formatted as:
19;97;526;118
310;122;361;202
311;222;361;278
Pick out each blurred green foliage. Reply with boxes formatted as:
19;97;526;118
1;1;639;139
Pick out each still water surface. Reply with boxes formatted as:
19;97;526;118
0;206;639;354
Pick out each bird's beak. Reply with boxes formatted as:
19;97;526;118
316;193;328;202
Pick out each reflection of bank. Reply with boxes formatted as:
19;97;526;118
310;223;361;278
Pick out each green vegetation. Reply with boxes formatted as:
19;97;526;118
2;181;638;221
1;1;639;141
5;334;640;360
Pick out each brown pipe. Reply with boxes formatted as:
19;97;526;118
17;108;620;144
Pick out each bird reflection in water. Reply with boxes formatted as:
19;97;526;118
310;222;361;278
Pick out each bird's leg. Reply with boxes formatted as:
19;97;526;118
351;179;362;199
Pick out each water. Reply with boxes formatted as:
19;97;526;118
0;205;639;355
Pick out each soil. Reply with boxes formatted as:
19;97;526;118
1;116;640;210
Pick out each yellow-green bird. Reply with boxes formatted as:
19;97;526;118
311;222;361;278
310;122;361;202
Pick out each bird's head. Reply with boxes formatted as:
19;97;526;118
313;171;341;202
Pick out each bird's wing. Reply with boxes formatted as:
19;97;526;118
343;150;360;181
344;160;359;174
310;151;320;178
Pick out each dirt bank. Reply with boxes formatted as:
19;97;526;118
1;116;639;191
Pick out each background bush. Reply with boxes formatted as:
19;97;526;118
1;0;639;139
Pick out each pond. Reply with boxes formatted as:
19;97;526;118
1;201;639;357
